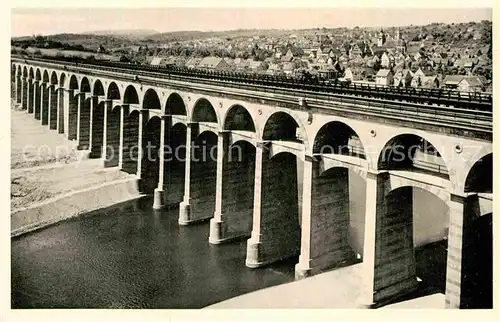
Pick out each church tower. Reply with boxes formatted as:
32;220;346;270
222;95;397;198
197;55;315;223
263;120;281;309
378;28;386;46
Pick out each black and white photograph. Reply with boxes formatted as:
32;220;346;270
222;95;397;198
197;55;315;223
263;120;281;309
7;3;495;316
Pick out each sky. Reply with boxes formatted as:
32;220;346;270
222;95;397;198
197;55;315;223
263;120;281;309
11;7;492;37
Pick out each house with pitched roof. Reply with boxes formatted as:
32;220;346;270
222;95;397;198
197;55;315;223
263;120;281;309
393;69;413;87
344;67;363;81
457;76;483;92
197;57;230;70
185;57;203;69
375;69;393;86
443;75;464;89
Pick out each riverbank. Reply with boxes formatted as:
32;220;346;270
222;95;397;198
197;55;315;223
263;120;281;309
206;263;445;309
11;176;141;237
11;102;80;169
10;103;141;236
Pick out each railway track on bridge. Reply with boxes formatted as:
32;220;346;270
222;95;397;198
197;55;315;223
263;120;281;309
13;55;492;137
13;55;492;110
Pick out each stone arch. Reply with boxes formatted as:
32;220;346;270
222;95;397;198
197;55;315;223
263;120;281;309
388;185;450;245
50;71;58;85
141;116;162;193
14;65;21;103
215;139;257;241
122;109;140;174
11;64;16;83
165;92;187;115
313;121;365;158
257;150;301;265
35;68;41;81
375;185;450;299
17;65;22;77
262;111;305;143
80;77;91;92
308;164;368;269
455;144;493;193
93;79;105;96
29;67;34;79
224;104;256;132
69;75;79;90
23;66;28;78
42;70;49;83
90;100;105;158
185;130;219;221
464;153;492;194
461;212;492;308
107;82;121;100
123;85;140;104
103;104;122;167
377;133;450;179
388;177;450;205
59;73;66;88
58;73;67;134
142;88;161;109
77;96;92;148
162;122;188;205
192;98;218;123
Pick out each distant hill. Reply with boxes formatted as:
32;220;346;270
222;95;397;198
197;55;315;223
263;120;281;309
144;29;290;42
83;29;159;37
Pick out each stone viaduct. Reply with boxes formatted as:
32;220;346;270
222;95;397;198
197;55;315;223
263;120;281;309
11;57;493;309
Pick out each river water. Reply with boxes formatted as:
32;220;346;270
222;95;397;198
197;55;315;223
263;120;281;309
11;196;296;309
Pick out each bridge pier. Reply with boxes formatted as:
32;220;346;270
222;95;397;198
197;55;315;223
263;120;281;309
87;95;97;152
135;109;148;192
22;78;28;110
28;79;34;114
296;157;357;279
104;104;121;167
67;90;78;140
34;81;41;119
209;131;230;243
210;134;255;244
41;82;49;126
179;124;217;225
246;142;301;268
77;93;91;150
89;97;104;158
16;76;22;105
57;87;66;134
445;193;480;308
49;85;58;130
152;115;168;209
360;171;418;307
117;105;129;168
178;122;198;225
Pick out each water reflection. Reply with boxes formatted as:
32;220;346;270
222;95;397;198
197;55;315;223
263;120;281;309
11;196;295;309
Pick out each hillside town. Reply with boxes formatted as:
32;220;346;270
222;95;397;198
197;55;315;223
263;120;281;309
12;20;493;93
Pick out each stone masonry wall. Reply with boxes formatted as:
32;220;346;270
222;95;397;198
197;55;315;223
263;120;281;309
259;152;301;264
78;97;91;149
41;85;49;125
374;185;417;303
189;133;218;222
104;108;121;168
222;144;256;238
310;166;355;274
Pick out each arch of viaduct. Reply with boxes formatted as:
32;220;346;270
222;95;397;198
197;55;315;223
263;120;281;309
12;61;493;309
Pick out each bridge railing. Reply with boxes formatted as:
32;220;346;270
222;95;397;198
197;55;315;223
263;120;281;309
13;55;492;133
12;54;492;111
